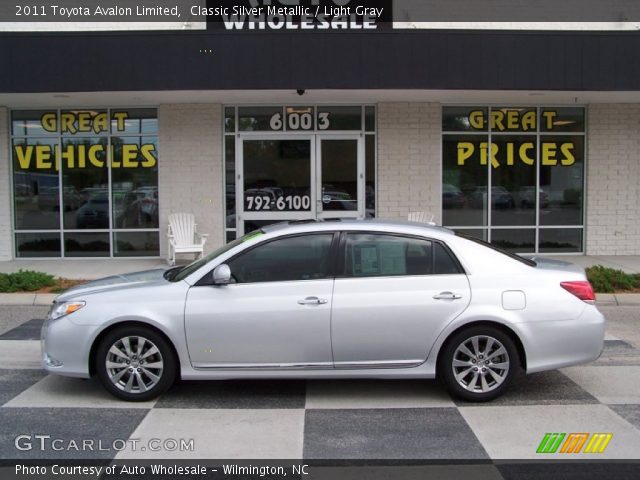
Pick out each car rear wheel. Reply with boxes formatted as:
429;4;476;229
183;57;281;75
439;326;520;402
96;326;176;401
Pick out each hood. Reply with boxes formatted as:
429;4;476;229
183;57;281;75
55;268;170;302
526;256;586;274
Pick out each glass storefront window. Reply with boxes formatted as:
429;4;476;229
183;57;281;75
239;106;284;131
11;109;160;258
442;106;585;253
13;137;60;230
442;134;488;227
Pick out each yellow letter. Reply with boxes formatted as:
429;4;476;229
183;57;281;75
542;111;557;130
122;145;139;168
457;142;475;165
57;144;74;169
560;143;576;166
506;110;519;130
88;145;104;168
522;111;536;131
469;111;485;130
140;144;157;167
506;142;515;166
542;143;558;165
93;113;109;134
41;113;57;132
35;145;53;169
490;110;505;131
519;143;535;165
112;112;129;132
489;142;500;168
76;112;92;133
60;113;76;134
14;145;34;169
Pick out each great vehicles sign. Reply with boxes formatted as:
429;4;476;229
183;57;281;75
13;111;157;170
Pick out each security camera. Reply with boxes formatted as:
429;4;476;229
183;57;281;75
296;89;306;96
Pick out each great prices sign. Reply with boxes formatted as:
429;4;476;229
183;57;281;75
451;108;583;168
14;111;157;170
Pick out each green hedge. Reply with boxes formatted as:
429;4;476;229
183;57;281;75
0;270;56;293
586;265;640;293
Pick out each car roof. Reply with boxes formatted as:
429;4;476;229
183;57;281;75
260;219;455;237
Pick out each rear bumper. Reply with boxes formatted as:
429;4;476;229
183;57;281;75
520;305;605;374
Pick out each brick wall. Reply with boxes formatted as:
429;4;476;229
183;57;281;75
158;104;224;260
376;103;442;222
0;108;11;260
586;104;640;255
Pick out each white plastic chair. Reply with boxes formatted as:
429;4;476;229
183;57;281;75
167;213;209;265
408;211;435;224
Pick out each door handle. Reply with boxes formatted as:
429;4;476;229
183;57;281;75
298;296;328;306
433;292;462;300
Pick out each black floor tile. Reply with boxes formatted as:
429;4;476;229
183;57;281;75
154;380;306;409
0;408;150;459
453;370;599;406
303;408;489;460
0;369;46;406
0;319;44;341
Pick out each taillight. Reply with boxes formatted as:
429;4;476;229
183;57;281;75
560;281;595;303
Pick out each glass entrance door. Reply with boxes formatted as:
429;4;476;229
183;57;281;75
237;135;364;235
316;136;364;219
238;136;315;235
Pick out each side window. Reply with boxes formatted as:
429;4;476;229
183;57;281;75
344;233;463;277
227;234;334;283
433;241;463;274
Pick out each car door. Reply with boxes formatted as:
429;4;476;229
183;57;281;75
184;232;337;369
331;232;471;368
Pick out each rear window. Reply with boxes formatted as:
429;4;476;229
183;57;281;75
456;233;536;267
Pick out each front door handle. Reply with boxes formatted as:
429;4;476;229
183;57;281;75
433;291;462;300
298;296;328;306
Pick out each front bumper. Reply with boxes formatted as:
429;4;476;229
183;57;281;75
41;315;95;378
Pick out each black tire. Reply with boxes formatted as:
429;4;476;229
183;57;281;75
438;326;521;402
95;325;177;402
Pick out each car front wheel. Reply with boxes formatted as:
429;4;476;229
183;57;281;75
439;326;521;402
96;326;176;401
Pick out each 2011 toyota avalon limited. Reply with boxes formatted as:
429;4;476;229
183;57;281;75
41;220;605;402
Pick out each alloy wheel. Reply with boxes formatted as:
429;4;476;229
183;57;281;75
451;335;510;393
105;336;164;394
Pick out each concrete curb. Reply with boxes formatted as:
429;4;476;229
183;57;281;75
596;293;640;306
0;293;57;306
0;292;639;307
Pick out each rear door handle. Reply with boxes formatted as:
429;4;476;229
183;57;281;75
298;296;328;306
433;291;462;300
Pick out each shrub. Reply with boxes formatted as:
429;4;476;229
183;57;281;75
586;265;640;293
0;270;56;293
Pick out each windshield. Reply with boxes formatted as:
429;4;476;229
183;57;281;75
169;230;265;282
455;232;537;267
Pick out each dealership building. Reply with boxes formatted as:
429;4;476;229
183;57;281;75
1;15;640;261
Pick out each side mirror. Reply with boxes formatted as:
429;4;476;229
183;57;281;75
212;264;232;285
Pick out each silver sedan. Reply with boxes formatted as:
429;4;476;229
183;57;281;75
41;220;605;402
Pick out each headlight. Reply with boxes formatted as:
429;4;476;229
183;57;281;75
49;301;86;320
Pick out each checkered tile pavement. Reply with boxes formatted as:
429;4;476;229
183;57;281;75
1;315;640;463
